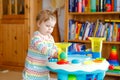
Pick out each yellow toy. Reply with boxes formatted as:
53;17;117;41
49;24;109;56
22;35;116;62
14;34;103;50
55;43;71;64
88;37;105;58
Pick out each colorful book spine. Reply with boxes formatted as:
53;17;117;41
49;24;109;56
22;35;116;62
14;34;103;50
109;23;114;41
77;0;82;12
96;22;103;37
106;0;112;12
87;0;91;12
79;23;85;40
90;0;96;12
88;23;94;37
83;21;90;40
107;25;111;41
96;0;100;12
114;0;117;11
103;0;107;12
69;19;76;40
112;23;117;41
117;24;120;41
94;19;99;37
82;22;88;40
99;0;104;12
69;0;75;12
82;0;85;12
100;24;106;37
117;0;120;12
75;22;82;39
75;0;78;12
111;0;114;11
85;0;88;12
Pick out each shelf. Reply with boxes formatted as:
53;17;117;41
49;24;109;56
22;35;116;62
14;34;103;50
69;12;120;15
68;40;90;43
68;40;120;44
106;72;120;77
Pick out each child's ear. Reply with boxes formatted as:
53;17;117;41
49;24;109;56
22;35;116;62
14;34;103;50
37;21;41;27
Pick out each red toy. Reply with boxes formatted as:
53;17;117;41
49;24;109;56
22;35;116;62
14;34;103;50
108;46;119;66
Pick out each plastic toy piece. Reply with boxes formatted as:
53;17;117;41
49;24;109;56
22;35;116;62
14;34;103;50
55;43;71;64
68;74;77;80
93;58;105;63
71;59;80;64
83;60;94;65
109;65;114;70
114;66;120;70
108;46;119;66
88;37;105;58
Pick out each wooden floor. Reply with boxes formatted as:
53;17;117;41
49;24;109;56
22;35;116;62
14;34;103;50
0;70;22;80
0;70;57;80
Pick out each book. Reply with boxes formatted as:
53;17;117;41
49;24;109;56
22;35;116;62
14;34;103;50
117;24;120;41
84;0;89;12
82;0;85;12
79;23;85;40
109;23;114;41
68;43;86;53
104;23;109;41
77;0;82;12
83;21;91;40
81;22;88;40
90;0;96;12
114;0;117;11
100;23;106;37
93;19;100;37
111;0;114;11
86;0;90;12
69;0;75;12
75;21;82;39
117;0;120;12
69;19;76;40
96;22;103;37
107;23;113;41
88;23;94;37
112;23;118;41
96;0;100;12
99;0;104;12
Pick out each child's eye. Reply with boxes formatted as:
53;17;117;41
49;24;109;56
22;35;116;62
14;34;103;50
51;26;54;28
46;25;54;28
46;25;50;27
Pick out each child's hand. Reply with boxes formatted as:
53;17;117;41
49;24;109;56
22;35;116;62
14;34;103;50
53;52;58;58
41;47;47;54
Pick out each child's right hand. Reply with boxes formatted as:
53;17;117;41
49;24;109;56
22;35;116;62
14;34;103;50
53;52;58;58
41;47;47;54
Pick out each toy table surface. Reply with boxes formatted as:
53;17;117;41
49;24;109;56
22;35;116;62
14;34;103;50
47;55;109;80
47;60;109;73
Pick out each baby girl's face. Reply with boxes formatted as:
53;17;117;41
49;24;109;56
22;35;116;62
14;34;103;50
38;18;56;35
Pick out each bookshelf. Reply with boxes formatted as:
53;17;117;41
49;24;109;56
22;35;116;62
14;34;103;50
64;0;120;78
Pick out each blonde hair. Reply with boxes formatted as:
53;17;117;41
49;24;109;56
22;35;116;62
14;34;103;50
36;10;56;23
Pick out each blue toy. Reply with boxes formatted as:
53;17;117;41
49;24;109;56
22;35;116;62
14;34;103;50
47;40;109;80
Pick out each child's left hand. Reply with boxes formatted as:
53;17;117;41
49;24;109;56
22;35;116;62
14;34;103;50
41;47;47;55
53;52;58;58
48;52;58;60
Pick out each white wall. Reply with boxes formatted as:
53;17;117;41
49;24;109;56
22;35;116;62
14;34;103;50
42;0;65;41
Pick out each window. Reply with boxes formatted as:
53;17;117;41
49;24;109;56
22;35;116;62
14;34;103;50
2;0;24;15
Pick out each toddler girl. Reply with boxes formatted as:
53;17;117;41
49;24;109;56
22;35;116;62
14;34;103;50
23;10;58;80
